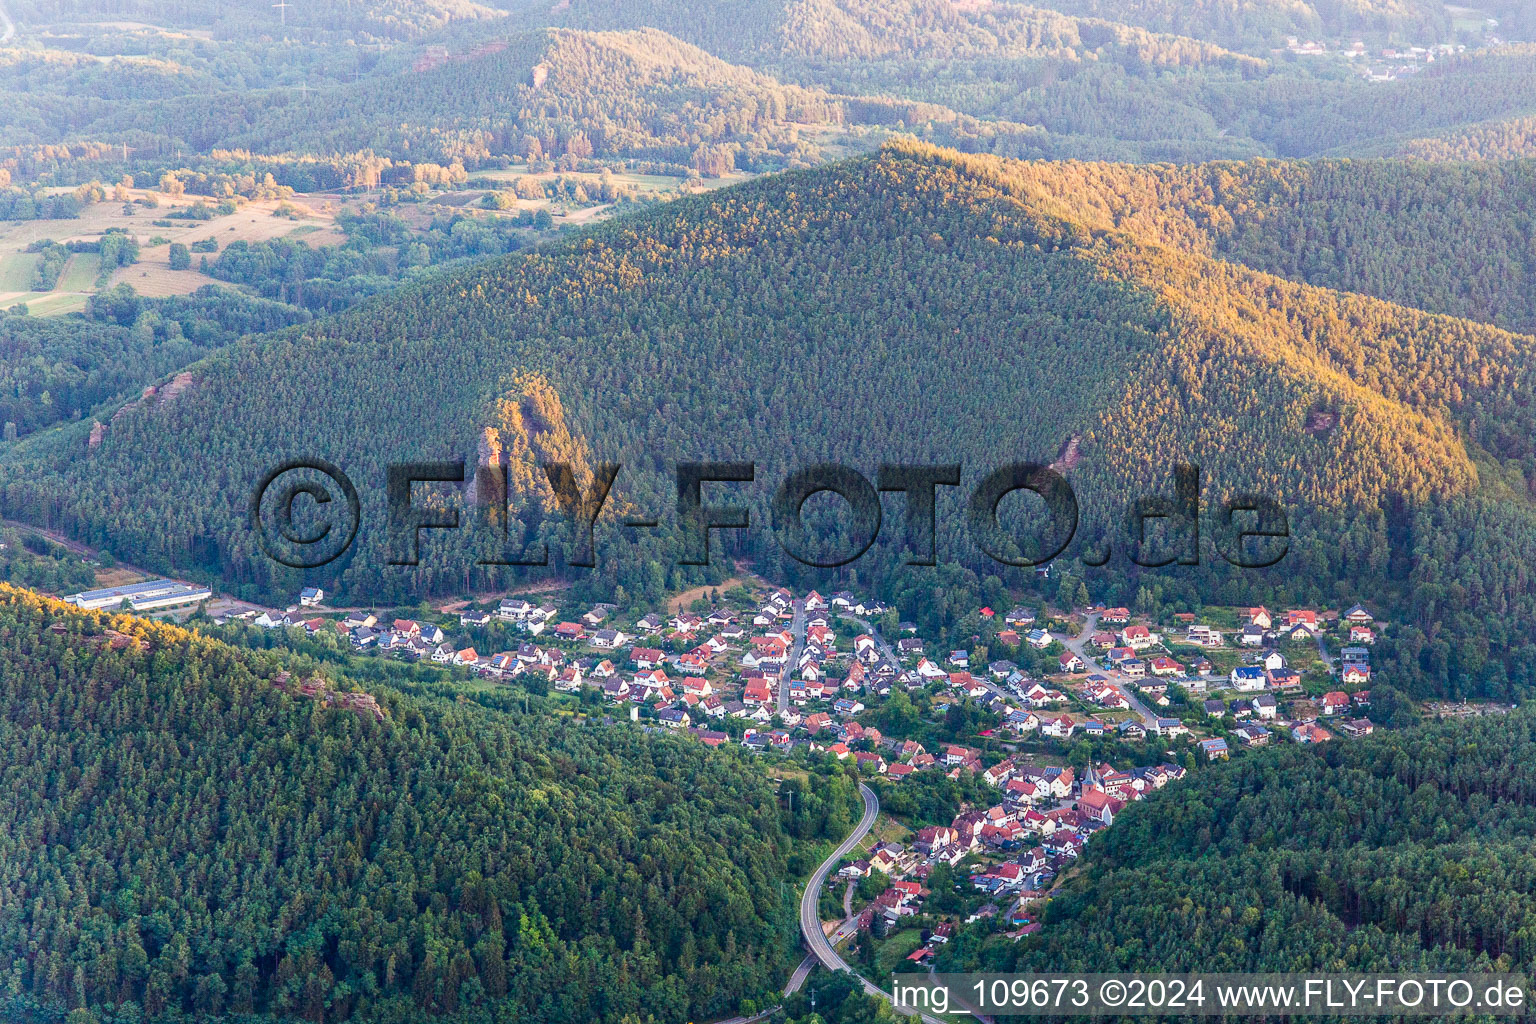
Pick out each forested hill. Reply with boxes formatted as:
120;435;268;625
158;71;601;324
1395;115;1536;161
10;0;506;40
17;1;1536;172
42;28;885;170
28;7;1254;167
1023;0;1450;51
955;157;1536;335
0;584;852;1022
6;143;1536;696
952;710;1536;976
503;0;1249;63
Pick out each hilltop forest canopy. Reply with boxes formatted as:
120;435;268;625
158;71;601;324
0;585;860;1023
8;143;1536;698
11;0;1536;185
950;710;1536;980
29;28;873;175
8;0;507;40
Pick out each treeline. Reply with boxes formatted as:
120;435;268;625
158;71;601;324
1397;115;1536;160
0;187;86;221
9;0;502;40
0;584;856;1022
0;526;96;594
200;208;538;313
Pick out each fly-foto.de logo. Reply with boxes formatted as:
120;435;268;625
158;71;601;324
250;459;1289;571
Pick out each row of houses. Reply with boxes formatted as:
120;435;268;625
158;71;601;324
833;757;1186;942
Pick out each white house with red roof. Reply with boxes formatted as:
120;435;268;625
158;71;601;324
742;679;773;705
1120;624;1154;650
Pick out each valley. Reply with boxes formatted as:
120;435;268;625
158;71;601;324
7;2;1536;1023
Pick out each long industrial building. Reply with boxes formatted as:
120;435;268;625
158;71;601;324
65;579;212;611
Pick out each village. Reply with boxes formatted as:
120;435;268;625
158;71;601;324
1278;30;1499;82
831;755;1189;969
55;549;1433;969
119;574;1407;962
59;557;1525;976
209;582;1385;753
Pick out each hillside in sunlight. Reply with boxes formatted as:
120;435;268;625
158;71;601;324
1022;0;1450;49
6;143;1536;698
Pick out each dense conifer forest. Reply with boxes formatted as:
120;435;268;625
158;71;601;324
0;586;857;1023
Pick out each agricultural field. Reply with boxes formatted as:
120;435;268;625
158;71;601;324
0;186;348;313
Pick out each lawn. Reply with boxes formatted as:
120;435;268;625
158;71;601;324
875;927;926;976
57;252;100;292
25;291;90;317
866;812;912;847
0;251;39;293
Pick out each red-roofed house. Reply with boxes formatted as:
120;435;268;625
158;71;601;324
1120;625;1153;649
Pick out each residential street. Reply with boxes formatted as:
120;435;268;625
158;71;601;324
850;611;1050;711
778;597;807;714
1059;611;1157;725
844;613;900;665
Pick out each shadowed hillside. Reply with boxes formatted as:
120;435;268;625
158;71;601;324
0;584;853;1022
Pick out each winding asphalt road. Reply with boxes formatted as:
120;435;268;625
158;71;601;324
800;783;879;973
797;782;952;1024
